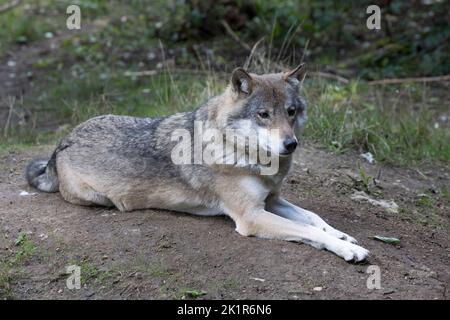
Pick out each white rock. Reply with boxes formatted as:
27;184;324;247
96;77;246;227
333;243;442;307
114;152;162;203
250;277;266;282
360;152;375;164
313;286;323;291
19;190;37;196
351;191;399;213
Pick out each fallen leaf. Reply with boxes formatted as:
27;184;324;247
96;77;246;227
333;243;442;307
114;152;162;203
183;290;207;298
373;235;400;244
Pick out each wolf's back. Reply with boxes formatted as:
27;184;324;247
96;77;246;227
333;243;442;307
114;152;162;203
25;151;59;193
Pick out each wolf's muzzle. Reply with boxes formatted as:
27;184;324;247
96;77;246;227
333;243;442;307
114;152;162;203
283;137;298;154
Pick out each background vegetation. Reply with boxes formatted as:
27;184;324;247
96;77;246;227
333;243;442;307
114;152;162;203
0;0;449;165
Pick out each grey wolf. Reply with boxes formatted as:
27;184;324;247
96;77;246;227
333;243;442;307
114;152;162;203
26;64;369;262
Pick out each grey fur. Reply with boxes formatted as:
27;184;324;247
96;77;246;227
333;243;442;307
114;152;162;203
25;153;59;193
25;72;305;209
24;67;370;262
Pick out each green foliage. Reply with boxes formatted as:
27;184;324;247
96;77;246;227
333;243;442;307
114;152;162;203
2;1;447;77
0;234;37;299
0;1;448;167
0;7;53;54
178;288;207;299
152;0;450;79
303;80;450;165
11;234;36;266
73;258;113;285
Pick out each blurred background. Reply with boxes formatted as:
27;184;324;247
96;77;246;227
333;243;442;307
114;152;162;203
0;0;449;165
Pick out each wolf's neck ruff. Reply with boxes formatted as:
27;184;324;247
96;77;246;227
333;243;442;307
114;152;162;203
169;119;281;175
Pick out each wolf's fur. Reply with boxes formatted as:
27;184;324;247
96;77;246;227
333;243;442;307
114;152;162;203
26;65;369;262
26;155;59;192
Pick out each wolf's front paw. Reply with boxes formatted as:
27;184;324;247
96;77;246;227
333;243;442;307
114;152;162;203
325;227;358;244
328;240;369;262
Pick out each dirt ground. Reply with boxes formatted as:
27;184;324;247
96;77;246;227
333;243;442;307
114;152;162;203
0;144;448;300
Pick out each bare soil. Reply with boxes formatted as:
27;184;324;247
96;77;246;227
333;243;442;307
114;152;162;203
1;144;448;300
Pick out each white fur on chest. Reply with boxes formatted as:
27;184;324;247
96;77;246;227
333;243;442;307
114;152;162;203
239;176;273;201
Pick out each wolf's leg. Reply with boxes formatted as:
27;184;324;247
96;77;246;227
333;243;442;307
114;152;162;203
60;181;114;208
231;209;368;262
217;176;367;261
57;158;113;208
265;196;358;244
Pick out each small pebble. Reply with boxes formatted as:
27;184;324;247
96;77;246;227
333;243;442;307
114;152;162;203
313;286;323;291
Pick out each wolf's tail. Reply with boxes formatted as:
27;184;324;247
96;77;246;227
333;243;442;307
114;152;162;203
25;150;59;193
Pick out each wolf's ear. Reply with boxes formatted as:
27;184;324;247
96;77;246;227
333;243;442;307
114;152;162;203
284;63;306;87
231;68;252;96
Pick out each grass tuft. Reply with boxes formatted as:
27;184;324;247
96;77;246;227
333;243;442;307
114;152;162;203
0;234;37;299
303;80;449;165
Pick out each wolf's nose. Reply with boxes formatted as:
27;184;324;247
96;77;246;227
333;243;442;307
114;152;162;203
283;138;298;153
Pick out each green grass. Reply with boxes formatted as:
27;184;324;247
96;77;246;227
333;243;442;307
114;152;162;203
0;6;53;55
413;191;444;227
71;258;113;285
3;64;223;145
144;264;173;278
223;277;240;290
177;288;207;299
442;187;450;202
346;166;383;196
303;80;449;165
12;234;37;264
1;1;448;167
4;66;449;167
0;0;98;56
0;265;14;299
0;143;35;156
0;234;37;299
396;190;448;228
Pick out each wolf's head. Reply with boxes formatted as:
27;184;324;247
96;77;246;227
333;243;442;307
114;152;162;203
220;64;307;156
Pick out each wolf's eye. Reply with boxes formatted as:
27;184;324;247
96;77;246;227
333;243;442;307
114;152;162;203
287;107;296;117
258;111;270;119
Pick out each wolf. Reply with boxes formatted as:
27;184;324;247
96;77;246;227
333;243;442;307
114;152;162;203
26;64;369;262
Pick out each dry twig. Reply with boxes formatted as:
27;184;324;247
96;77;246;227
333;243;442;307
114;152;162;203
368;74;450;85
220;19;251;52
3;96;15;138
243;37;265;70
309;71;350;84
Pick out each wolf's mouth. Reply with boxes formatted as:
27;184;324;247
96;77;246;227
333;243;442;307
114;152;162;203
260;146;293;158
278;151;294;157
